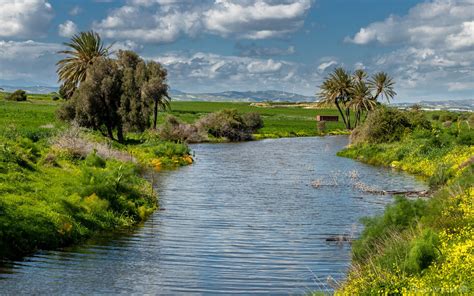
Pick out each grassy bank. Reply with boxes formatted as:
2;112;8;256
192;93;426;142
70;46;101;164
0;99;192;259
336;109;473;294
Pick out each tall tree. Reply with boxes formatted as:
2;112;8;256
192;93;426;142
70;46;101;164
369;72;397;103
56;31;110;99
58;57;123;141
349;81;376;127
318;67;353;129
318;68;396;129
116;50;151;132
142;61;171;129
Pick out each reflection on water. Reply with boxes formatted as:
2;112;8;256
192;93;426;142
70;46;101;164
0;136;426;294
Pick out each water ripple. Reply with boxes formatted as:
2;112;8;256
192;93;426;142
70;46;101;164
0;136;426;295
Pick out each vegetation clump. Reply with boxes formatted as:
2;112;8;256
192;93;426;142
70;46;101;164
157;109;264;143
5;89;28;101
350;106;431;144
197;109;263;141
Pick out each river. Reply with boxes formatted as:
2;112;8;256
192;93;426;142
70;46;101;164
0;136;426;295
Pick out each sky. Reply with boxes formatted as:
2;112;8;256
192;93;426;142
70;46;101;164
0;0;473;102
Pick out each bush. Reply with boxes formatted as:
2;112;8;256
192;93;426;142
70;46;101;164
5;90;27;101
439;112;458;122
152;141;190;158
157;115;205;143
456;128;474;145
241;112;264;131
406;110;431;130
405;229;440;273
350;107;431;144
156;111;264;143
353;197;427;261
85;150;106;168
350;107;411;144
197;109;263;141
428;164;452;188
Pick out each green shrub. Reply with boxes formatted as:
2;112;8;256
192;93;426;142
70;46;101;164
406;110;431;130
353;197;427;261
197;109;263;141
157;115;205;143
351;107;433;145
241;112;264;131
405;229;440;273
439;112;459;122
428;164;452;188
456;128;474;145
350;107;412;144
152;141;190;158
5;90;27;101
85;150;106;168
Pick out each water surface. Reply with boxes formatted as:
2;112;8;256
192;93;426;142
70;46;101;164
0;136;426;294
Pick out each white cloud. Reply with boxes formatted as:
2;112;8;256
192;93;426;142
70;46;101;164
58;20;78;37
345;0;474;51
247;59;282;73
317;60;337;72
149;51;319;94
204;0;311;39
69;5;82;16
346;0;474;100
0;40;61;84
0;0;54;38
94;4;202;43
447;82;474;91
93;0;313;43
110;40;144;53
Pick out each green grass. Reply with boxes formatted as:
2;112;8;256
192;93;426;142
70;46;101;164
160;101;350;137
0;98;192;259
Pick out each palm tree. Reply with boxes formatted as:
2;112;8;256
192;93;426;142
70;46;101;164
56;31;110;98
349;81;376;127
353;69;368;83
368;72;397;103
318;67;353;129
142;77;171;129
318;68;397;130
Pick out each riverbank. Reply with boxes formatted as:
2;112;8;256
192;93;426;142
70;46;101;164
335;110;473;294
0;100;193;259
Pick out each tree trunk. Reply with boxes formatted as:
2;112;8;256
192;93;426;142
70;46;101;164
153;99;158;129
106;125;114;140
335;99;348;129
117;124;124;143
345;107;351;129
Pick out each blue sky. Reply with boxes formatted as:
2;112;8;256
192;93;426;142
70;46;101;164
0;0;473;102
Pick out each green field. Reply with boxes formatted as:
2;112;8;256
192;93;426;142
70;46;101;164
160;101;350;138
0;94;351;139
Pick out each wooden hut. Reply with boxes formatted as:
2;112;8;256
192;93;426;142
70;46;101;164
316;115;338;122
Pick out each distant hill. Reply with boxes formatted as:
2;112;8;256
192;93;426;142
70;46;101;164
0;86;314;102
0;85;58;94
169;90;315;102
394;99;473;112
